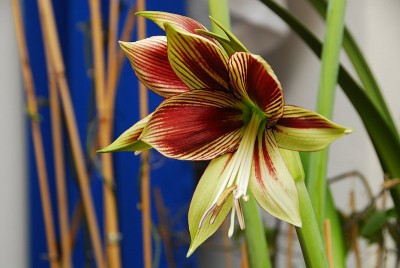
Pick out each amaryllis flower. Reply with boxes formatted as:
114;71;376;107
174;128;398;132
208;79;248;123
99;11;352;255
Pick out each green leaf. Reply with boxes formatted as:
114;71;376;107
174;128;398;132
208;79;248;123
361;209;396;238
307;0;399;140
307;0;348;232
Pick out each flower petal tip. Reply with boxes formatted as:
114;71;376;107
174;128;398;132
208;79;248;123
96;146;113;154
293;220;302;228
345;128;353;134
186;247;195;258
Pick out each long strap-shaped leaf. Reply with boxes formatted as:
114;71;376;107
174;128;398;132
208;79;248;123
307;0;347;229
259;0;400;221
308;0;400;141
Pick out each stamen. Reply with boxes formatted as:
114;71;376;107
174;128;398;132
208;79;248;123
198;186;237;229
228;207;236;237
234;197;245;230
198;113;263;233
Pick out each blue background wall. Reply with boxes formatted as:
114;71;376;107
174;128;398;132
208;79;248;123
24;1;197;267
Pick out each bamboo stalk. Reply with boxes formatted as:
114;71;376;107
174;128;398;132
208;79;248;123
106;4;137;129
45;29;72;268
69;201;83;249
105;3;137;135
116;7;137;71
324;220;333;268
36;0;105;267
11;1;59;267
350;191;361;268
87;0;121;266
66;5;137;261
136;0;152;267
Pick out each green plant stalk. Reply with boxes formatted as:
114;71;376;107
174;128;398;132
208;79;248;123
283;149;329;267
301;152;346;267
259;0;400;217
308;0;399;140
296;180;329;268
242;194;272;268
207;1;271;267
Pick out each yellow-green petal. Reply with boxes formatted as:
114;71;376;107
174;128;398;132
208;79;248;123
274;105;352;151
250;130;301;226
187;154;234;256
97;114;153;153
137;11;208;34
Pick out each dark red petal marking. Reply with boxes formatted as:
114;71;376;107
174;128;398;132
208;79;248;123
229;53;283;126
278;105;337;129
141;90;244;160
166;24;229;91
253;130;279;189
120;37;189;98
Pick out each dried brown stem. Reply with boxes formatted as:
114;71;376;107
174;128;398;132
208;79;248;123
137;0;152;267
286;224;294;268
324;219;333;268
87;0;121;266
241;242;249;268
36;0;105;267
154;188;176;268
11;1;59;266
350;191;361;268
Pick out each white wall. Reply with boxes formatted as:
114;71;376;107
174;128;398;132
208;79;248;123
0;1;27;267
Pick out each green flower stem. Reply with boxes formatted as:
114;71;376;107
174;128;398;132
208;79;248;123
308;0;347;229
242;193;272;268
207;1;271;267
295;180;329;268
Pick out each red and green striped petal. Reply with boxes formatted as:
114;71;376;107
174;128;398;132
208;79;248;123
165;23;229;91
97;113;153;153
250;129;301;226
119;37;189;98
141;90;244;160
137;11;208;34
229;52;283;127
274;105;352;152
